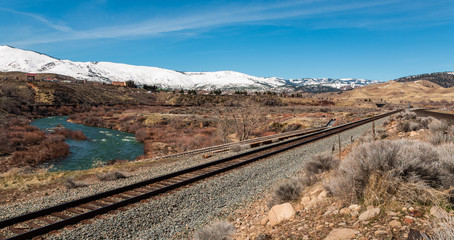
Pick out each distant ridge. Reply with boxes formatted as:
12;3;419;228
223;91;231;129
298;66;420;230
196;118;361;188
0;45;378;92
395;72;454;88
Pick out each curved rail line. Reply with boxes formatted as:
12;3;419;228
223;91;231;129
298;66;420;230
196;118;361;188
154;124;332;160
413;109;454;125
0;110;400;240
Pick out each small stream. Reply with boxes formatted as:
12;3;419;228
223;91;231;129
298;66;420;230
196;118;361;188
31;116;144;171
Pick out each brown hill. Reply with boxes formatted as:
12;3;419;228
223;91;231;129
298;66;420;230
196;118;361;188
0;73;156;115
0;71;76;81
335;80;454;104
395;72;454;88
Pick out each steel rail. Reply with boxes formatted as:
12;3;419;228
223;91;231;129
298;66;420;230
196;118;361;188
0;110;400;240
154;126;328;160
413;109;454;125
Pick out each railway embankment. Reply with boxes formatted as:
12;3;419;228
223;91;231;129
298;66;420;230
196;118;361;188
0;114;391;239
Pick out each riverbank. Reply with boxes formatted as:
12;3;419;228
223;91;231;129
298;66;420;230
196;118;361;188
0;114;390;239
31;116;143;171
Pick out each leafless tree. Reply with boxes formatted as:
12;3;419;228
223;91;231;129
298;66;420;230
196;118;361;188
213;98;266;142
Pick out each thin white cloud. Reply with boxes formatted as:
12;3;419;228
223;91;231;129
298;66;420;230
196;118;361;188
0;7;73;33
5;0;421;46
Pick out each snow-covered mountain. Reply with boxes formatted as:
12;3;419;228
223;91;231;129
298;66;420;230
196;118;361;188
0;46;378;90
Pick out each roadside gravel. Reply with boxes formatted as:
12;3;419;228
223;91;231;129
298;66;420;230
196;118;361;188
1;117;390;239
0;151;241;221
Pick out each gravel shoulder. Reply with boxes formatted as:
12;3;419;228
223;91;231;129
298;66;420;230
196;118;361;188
1;117;390;239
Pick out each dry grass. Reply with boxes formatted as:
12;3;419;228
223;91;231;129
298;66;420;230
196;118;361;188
362;171;449;208
324;140;453;204
0;159;153;196
193;221;235;240
96;171;127;181
428;215;454;240
267;179;304;209
428;120;449;132
303;152;339;177
63;178;88;189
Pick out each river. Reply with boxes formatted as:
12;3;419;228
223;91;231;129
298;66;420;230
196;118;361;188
31;116;144;171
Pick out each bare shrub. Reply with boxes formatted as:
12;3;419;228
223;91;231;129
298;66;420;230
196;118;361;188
376;128;388;139
418;117;436;128
97;171;127;181
324;140;450;203
406;111;417;120
135;128;149;142
11;140;70;167
429;132;454;145
54;128;87;140
397;121;410;132
437;143;454;186
428;215;454;240
193;221;235;240
282;123;302;132
267;179;304;209
408;122;423;131
63;178;87;189
395;111;417;120
303;152;339;177
429;119;449;132
299;175;319;187
358;133;375;143
229;144;242;152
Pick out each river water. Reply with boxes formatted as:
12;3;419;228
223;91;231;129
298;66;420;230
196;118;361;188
31;116;144;171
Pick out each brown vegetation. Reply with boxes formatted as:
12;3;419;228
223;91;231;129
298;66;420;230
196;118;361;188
0;114;73;172
96;171;128;181
193;221;235;240
53;128;87;140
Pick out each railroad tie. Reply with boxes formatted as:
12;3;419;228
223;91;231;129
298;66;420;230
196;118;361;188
9;226;27;234
79;204;98;211
26;221;42;229
66;208;85;215
50;212;72;220
37;216;55;224
100;198;117;203
91;201;109;207
116;194;132;200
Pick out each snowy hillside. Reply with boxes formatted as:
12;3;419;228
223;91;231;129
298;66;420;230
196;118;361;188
0;46;377;90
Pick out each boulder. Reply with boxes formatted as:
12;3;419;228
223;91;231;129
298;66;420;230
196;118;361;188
339;207;350;215
261;216;269;226
324;228;357;240
430;206;448;219
301;196;311;206
268;203;296;226
358;207;380;221
348;204;361;212
374;230;388;236
389;220;402;228
409;131;419;137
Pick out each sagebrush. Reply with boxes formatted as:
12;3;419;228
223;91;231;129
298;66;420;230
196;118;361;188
267;179;304;209
324;140;454;203
97;171;127;181
193;221;235;240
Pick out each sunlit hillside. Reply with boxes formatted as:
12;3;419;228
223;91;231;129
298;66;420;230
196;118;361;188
335;80;454;103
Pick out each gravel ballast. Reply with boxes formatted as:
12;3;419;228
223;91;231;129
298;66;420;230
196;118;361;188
1;117;390;239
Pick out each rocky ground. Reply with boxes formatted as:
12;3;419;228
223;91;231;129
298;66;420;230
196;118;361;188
1;116;388;239
228;114;454;240
230;182;447;240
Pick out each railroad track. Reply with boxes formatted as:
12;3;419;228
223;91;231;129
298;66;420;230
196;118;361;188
0;110;399;240
413;109;454;125
154;124;332;160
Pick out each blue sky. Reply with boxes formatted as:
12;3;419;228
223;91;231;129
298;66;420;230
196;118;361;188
1;0;454;81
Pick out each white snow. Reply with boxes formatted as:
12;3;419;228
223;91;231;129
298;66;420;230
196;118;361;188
0;45;376;90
